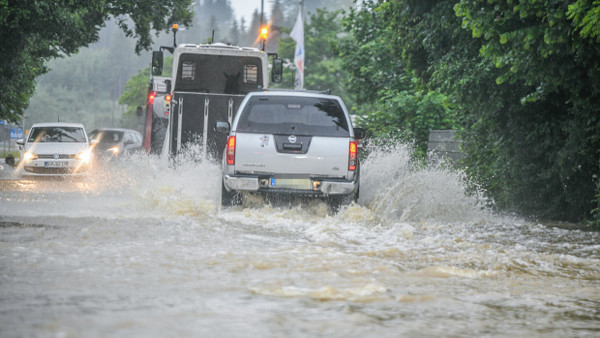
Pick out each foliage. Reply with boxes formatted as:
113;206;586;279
24;21;165;131
453;0;600;222
119;57;174;127
568;0;600;42
0;0;193;122
352;87;457;158
335;0;461;156
337;0;600;223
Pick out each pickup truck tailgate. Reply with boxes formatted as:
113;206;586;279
234;133;349;178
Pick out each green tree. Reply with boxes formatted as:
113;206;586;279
0;0;193;122
119;57;173;126
335;0;460;156
24;19;168;131
568;0;600;42
337;0;600;224
453;0;600;222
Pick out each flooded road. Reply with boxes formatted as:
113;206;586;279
1;145;599;337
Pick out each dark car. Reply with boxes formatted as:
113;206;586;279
89;128;143;159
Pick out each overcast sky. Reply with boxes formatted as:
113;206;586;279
229;0;272;23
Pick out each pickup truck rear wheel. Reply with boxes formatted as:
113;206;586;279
221;181;241;207
326;191;357;213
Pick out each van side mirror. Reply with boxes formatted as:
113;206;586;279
215;121;230;134
271;58;283;83
152;51;163;76
354;128;367;140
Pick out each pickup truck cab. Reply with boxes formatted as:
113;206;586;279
216;90;366;211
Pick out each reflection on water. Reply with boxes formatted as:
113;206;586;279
0;147;598;337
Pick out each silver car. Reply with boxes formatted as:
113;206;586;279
216;90;366;210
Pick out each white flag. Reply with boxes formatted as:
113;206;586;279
290;7;304;90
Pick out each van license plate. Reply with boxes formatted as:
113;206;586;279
45;161;68;167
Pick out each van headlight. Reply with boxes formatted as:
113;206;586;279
76;149;92;163
23;152;38;161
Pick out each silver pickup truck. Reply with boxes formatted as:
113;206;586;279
216;90;366;211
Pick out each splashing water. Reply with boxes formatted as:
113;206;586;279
0;142;598;337
359;143;490;224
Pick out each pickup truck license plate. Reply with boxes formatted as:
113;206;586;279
270;178;311;190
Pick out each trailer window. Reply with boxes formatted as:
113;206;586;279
175;54;263;94
181;61;195;80
244;65;258;84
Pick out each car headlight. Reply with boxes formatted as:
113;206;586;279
23;152;38;161
76;149;92;163
108;146;120;155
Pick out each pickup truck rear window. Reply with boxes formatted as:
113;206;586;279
236;96;350;137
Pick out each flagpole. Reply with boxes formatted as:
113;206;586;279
290;1;305;90
299;0;304;89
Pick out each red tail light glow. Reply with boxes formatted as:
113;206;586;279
148;91;156;104
226;136;236;165
349;141;358;171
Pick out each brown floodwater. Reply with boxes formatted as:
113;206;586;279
1;145;598;337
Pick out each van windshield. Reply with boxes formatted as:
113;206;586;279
236;96;350;137
28;127;87;143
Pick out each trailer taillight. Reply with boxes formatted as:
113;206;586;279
226;136;236;165
349;141;358;171
148;91;156;104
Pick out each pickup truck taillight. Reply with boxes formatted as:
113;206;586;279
349;141;357;171
226;136;236;165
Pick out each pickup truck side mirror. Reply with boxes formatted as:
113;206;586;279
354;128;367;140
215;121;230;134
16;139;24;146
271;58;283;83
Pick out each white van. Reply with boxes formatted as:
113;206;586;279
17;122;92;176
